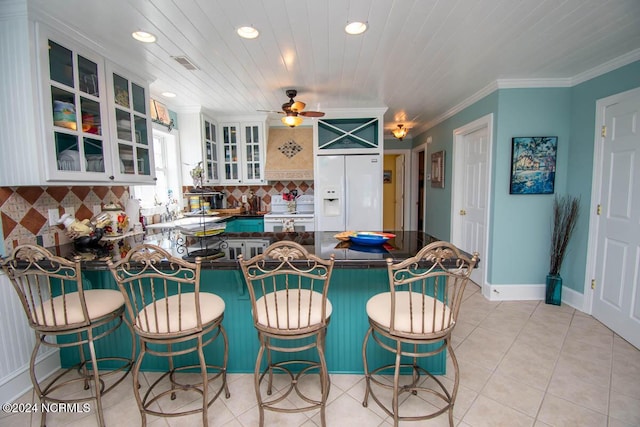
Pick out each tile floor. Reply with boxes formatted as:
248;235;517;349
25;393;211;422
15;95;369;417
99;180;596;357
2;283;639;427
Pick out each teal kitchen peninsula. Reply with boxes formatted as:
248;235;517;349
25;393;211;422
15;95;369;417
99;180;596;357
59;231;474;375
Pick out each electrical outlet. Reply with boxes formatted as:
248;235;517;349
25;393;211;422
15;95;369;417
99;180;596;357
241;194;247;203
93;205;101;215
48;208;60;226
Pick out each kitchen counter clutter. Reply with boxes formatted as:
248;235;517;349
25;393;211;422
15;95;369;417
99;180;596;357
44;230;474;269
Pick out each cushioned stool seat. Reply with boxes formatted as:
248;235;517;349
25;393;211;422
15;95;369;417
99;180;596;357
362;241;478;427
2;244;134;427
239;241;335;427
108;244;229;426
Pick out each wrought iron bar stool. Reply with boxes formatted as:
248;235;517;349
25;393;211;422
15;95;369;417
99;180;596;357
107;243;229;426
238;241;335;427
362;241;478;426
1;244;134;427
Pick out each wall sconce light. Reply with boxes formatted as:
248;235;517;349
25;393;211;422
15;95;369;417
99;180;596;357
392;124;408;140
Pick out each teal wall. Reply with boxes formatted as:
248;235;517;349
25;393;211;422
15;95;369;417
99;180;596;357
411;60;640;294
412;92;499;241
562;61;640;292
493;88;571;284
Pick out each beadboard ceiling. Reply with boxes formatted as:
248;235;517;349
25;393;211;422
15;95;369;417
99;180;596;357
29;0;640;137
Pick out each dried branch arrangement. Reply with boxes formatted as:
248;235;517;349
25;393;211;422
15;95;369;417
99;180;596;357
549;195;580;276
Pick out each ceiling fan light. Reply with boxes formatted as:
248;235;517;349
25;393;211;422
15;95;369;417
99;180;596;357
291;101;306;112
282;115;303;127
237;26;259;39
392;124;408;140
345;21;367;35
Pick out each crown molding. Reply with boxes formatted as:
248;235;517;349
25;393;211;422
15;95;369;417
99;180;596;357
571;48;640;85
416;50;640;136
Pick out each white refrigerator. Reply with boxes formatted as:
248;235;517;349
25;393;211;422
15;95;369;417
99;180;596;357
315;154;382;231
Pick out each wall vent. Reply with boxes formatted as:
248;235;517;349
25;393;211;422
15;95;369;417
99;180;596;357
172;56;199;71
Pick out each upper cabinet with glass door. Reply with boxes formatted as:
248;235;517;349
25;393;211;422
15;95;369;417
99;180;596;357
202;117;219;184
41;33;111;181
107;64;155;183
220;121;265;184
37;25;155;184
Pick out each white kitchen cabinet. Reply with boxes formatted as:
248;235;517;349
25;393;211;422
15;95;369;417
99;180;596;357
220;121;265;184
202;117;219;184
106;63;155;183
0;20;155;185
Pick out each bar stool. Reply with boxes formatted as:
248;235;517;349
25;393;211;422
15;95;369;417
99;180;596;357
107;244;229;426
362;241;478;427
1;244;134;427
238;241;335;427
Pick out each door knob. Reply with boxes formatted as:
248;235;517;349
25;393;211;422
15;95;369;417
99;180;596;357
459;209;466;215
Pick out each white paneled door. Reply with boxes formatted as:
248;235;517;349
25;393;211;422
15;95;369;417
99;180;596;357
452;115;493;291
591;88;640;349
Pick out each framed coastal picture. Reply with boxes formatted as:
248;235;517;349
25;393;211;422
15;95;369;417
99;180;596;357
510;136;557;194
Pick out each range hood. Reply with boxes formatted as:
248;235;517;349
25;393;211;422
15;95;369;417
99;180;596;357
264;127;314;181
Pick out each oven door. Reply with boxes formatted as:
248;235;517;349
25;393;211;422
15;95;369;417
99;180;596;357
264;215;315;232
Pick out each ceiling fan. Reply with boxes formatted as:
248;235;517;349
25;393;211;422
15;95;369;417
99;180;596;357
260;89;325;127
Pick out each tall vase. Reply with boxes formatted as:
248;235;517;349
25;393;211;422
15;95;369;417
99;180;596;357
545;274;562;305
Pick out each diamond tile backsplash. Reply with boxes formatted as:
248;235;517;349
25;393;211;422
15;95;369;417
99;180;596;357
1;181;313;253
0;185;131;253
184;180;314;211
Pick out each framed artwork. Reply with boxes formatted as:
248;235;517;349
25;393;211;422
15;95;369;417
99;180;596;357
510;136;557;194
431;151;445;188
383;170;392;184
150;99;171;125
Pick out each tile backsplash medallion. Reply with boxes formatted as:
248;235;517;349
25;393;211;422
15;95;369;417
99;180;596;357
0;186;131;253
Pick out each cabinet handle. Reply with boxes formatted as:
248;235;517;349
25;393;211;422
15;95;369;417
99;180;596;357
154;177;158;181
109;175;114;180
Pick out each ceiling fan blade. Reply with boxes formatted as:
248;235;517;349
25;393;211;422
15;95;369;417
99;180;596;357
299;111;325;117
291;101;306;112
257;109;284;114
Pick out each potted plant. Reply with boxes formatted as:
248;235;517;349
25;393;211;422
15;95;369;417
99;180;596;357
547;195;580;305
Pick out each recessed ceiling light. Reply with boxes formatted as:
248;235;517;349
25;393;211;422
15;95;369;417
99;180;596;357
161;92;176;98
345;21;367;35
132;31;157;43
237;26;259;39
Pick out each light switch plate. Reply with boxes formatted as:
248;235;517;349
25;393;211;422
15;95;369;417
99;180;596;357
48;208;59;226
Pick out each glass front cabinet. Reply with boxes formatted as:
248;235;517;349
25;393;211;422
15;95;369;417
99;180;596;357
38;26;155;183
202;117;219;184
220;122;265;184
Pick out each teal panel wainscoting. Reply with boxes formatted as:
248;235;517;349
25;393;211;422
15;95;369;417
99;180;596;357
61;268;445;375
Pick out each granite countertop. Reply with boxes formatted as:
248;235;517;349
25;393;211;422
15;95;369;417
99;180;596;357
39;231;477;271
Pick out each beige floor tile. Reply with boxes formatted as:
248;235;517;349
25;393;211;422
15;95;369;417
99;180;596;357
480;372;544;417
454;327;516;371
546;371;609;414
537;394;608;427
462;395;534;427
609;392;640;427
4;300;639;427
313;391;385;427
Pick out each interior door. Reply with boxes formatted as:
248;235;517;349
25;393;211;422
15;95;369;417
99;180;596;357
452;115;492;289
591;88;640;348
394;155;405;231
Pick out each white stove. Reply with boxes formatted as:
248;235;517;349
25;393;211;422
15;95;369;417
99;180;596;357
264;195;315;232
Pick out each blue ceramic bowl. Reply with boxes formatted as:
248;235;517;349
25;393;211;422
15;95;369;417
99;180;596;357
350;233;389;246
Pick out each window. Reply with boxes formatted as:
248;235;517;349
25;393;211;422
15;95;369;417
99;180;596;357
132;127;181;211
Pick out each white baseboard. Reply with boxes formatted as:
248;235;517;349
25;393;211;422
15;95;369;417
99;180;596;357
0;350;60;404
483;282;586;313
